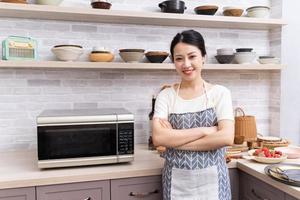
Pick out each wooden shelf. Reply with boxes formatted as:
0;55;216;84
0;60;285;70
0;3;286;30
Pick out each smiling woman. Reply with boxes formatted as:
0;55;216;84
152;30;235;200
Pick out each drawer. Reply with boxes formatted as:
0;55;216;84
36;180;110;200
111;175;162;200
0;187;35;200
285;194;299;200
240;171;285;200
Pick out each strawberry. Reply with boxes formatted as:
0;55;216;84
262;147;269;152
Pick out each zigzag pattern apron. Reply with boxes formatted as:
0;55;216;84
162;83;231;200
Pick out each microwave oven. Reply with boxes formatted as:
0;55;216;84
36;108;134;169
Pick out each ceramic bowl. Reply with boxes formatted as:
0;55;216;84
194;5;218;15
215;55;234;64
236;48;253;52
234;52;256;64
36;0;63;5
89;51;114;62
275;147;300;159
223;7;244;17
253;154;287;164
91;1;112;9
246;6;270;18
119;49;145;53
119;51;144;63
158;0;186;14
217;48;234;55
145;51;169;63
51;45;83;61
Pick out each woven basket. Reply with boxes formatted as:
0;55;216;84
234;107;257;143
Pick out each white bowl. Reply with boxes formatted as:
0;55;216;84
217;48;234;55
223;6;242;11
234;52;256;64
51;46;83;61
36;0;63;5
258;58;280;64
119;52;144;63
253;154;287;164
246;6;270;18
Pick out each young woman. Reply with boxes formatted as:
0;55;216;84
153;30;234;200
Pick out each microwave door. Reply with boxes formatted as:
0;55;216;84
38;123;117;160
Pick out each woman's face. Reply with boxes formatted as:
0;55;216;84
173;42;205;82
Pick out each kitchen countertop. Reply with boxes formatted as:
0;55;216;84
0;144;236;189
237;158;300;199
0;145;299;199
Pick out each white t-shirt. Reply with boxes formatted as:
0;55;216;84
153;84;234;122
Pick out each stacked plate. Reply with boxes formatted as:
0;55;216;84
215;48;234;64
258;56;280;64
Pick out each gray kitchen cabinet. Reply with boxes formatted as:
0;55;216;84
239;171;285;200
229;169;239;200
36;180;110;200
0;187;35;200
111;175;162;200
285;194;300;200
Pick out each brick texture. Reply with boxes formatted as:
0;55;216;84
0;0;280;150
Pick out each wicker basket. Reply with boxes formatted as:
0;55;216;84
234;107;257;143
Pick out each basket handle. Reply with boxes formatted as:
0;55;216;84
234;107;245;117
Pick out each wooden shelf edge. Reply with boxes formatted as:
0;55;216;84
0;2;287;30
0;61;285;70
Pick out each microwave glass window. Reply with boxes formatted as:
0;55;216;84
38;124;117;160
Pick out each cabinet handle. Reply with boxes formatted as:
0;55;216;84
129;189;159;198
83;197;91;200
251;189;269;200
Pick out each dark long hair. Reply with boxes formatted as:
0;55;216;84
170;30;207;61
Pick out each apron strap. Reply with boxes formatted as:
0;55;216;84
173;81;209;112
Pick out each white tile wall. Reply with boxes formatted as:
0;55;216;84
0;0;281;150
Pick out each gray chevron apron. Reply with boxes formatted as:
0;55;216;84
162;82;231;200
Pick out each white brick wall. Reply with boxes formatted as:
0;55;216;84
0;0;281;150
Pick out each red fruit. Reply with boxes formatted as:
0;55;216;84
264;151;271;157
262;147;269;152
254;149;261;156
275;150;282;156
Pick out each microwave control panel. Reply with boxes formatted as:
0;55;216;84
118;123;134;155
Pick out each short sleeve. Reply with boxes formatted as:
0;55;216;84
215;86;234;121
153;89;170;119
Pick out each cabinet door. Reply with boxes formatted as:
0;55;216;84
229;169;239;200
0;187;35;200
239;171;285;200
36;180;110;200
285;194;299;200
111;175;162;200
